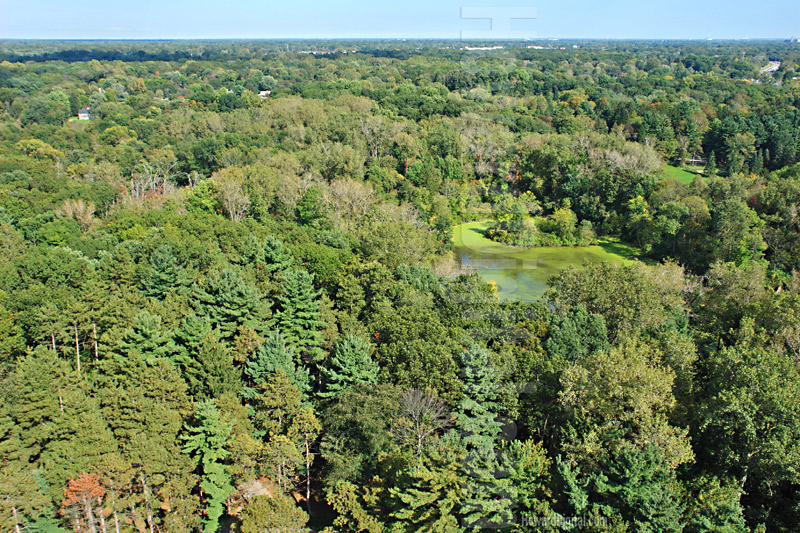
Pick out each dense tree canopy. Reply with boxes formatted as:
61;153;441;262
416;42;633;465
2;38;800;532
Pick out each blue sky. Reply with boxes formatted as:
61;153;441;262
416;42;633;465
1;0;798;40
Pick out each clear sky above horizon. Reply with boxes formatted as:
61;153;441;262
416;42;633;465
1;0;798;40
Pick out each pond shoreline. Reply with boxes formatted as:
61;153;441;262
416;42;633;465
452;220;643;301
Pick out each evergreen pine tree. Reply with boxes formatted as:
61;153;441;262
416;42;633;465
457;346;501;450
193;268;271;339
7;346;79;466
253;371;321;492
141;244;189;299
183;400;234;533
275;268;325;364
456;345;514;530
114;311;179;364
389;433;464;532
244;329;310;399
39;390;118;501
0;402;51;530
234;233;293;269
706;151;717;177
685;475;747;533
319;334;378;399
593;443;686;532
175;314;215;355
100;356;198;531
175;314;241;399
189;334;242;400
260;236;294;275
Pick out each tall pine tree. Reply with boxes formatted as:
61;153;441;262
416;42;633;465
244;329;310;399
183;400;234;533
456;345;515;530
193;268;271;340
275;268;326;365
319;334;378;399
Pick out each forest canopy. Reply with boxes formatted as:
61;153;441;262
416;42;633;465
2;39;800;532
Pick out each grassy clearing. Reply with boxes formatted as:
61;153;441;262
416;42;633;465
662;165;704;185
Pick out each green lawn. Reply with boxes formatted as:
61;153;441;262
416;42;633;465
662;165;704;185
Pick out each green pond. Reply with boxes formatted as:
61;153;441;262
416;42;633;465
452;220;641;301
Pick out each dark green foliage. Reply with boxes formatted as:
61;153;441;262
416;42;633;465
3;40;800;532
183;400;234;533
545;304;609;363
233;234;294;276
373;306;463;403
113;310;179;363
593;443;686;532
321;384;401;487
456;345;514;530
193;268;271;339
184;333;242;400
274;268;326;364
695;318;800;531
296;187;326;227
244;329;310;398
141;244;190;298
319;334;378;399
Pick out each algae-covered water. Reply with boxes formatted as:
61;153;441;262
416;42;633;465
452;220;640;301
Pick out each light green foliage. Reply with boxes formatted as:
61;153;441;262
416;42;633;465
186;180;222;215
456;345;515;530
183;400;234;533
244;329;310;398
319;334;378;399
327;480;385;533
252;371;321;491
240;493;309;533
548;261;688;341
374;307;462;403
3;41;800;533
557;336;693;530
684;475;747;533
388;434;464;533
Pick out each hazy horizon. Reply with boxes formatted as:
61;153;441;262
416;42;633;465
1;0;798;41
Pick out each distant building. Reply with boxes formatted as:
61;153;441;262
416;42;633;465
77;108;91;120
463;46;505;51
259;90;272;99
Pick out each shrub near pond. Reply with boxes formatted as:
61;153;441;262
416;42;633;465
486;206;597;247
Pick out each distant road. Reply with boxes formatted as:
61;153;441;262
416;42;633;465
761;61;781;75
